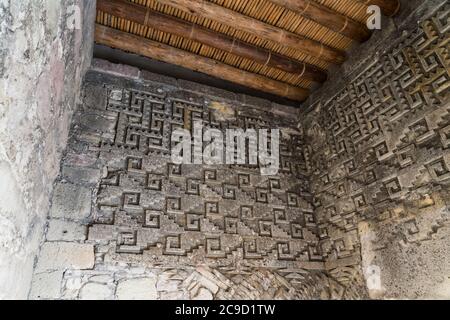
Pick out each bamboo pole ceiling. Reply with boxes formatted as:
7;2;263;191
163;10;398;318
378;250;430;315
95;0;400;102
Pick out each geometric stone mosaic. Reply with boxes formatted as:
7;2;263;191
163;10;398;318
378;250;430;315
53;56;353;298
302;4;450;298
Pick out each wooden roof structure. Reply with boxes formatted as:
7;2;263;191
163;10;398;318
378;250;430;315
95;0;400;102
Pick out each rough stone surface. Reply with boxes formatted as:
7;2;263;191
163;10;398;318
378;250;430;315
35;242;95;273
28;1;449;300
193;288;214;300
49;183;92;221
68;69;336;299
46;219;87;242
78;70;318;276
62;166;101;185
0;0;95;299
31;65;334;300
29;271;63;300
116;278;158;300
79;282;113;300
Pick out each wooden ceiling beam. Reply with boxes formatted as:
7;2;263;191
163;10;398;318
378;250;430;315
267;0;370;42
154;0;346;65
97;0;327;83
95;24;310;102
359;0;401;17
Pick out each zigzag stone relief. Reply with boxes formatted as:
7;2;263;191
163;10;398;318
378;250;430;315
30;2;449;300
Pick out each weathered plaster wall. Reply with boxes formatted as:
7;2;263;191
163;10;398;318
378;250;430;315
29;60;357;300
299;1;449;299
0;0;95;299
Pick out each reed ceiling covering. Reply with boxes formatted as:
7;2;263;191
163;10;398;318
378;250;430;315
95;0;400;102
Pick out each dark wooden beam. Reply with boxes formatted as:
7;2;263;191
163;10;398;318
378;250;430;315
95;24;310;102
97;0;327;83
154;0;346;64
359;0;401;17
268;0;370;42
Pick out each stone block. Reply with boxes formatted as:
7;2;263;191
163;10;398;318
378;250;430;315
80;113;117;135
82;84;107;111
140;70;178;87
271;102;299;117
64;151;99;168
79;283;113;300
29;271;63;300
49;183;92;221
237;94;272;111
89;275;114;283
160;291;187;300
157;275;180;292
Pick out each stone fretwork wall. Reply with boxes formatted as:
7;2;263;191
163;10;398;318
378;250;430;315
300;3;450;299
30;62;356;300
0;0;95;299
